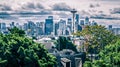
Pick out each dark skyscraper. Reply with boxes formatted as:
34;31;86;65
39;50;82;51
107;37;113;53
67;18;72;34
45;16;53;35
78;25;82;31
108;25;112;31
75;14;79;32
75;14;79;23
0;22;6;32
10;22;15;28
85;17;89;25
67;18;72;25
27;21;36;36
80;20;84;25
55;23;59;35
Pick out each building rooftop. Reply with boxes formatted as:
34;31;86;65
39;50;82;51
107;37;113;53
61;58;71;63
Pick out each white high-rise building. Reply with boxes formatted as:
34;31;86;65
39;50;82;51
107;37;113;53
58;19;66;36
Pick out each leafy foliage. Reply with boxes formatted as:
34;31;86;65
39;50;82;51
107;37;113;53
55;36;77;52
0;27;56;67
84;39;120;67
8;26;25;36
74;25;117;53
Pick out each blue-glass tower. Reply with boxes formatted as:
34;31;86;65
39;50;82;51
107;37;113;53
45;16;53;35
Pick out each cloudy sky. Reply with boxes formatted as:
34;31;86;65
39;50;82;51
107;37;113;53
0;0;120;27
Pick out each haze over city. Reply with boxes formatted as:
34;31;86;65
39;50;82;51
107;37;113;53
0;0;120;27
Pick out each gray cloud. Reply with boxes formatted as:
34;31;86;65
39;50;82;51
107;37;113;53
110;8;120;14
52;3;72;11
0;12;17;19
21;2;44;10
0;10;53;18
56;12;70;18
17;10;53;16
89;3;100;8
79;10;90;16
0;4;12;11
90;14;120;20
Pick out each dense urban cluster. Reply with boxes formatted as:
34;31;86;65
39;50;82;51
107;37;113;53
0;12;120;67
0;15;98;37
1;15;120;39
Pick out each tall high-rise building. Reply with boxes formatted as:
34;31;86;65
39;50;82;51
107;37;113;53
67;18;72;25
45;16;53;35
75;14;79;23
27;21;36;36
85;17;89;25
10;22;15;28
77;25;82;31
23;23;28;34
58;19;66;35
67;18;72;33
55;23;59;35
108;25;112;31
80;20;84;25
0;22;6;32
75;14;79;32
36;22;44;35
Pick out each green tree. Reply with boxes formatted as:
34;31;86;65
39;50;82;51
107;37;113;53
84;39;120;67
8;27;25;36
0;27;56;67
74;25;117;53
55;36;77;52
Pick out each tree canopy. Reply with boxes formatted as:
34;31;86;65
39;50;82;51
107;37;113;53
74;25;117;53
8;26;25;36
55;36;77;52
84;39;120;67
0;27;56;67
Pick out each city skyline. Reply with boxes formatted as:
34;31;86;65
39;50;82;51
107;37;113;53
0;0;120;27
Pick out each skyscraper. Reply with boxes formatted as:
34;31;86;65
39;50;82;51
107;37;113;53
80;20;84;25
67;18;72;25
75;14;79;32
67;18;72;34
10;22;15;28
75;14;79;23
55;23;59;35
36;22;44;35
23;23;28;34
108;25;112;31
27;21;36;36
85;17;89;25
58;19;66;35
0;22;6;33
45;16;53;35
